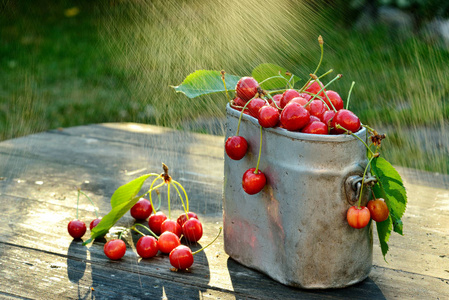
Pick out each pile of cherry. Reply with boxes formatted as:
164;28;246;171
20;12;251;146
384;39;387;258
67;190;214;271
226;76;362;196
232;76;361;135
225;76;389;229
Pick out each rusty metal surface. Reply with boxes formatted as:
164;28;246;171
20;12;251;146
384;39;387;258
223;104;372;289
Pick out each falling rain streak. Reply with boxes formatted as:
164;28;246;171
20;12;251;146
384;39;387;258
1;1;448;181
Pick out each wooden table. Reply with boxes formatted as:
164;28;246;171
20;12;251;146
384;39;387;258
0;123;448;299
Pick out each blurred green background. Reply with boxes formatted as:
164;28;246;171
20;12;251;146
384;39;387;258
1;0;448;174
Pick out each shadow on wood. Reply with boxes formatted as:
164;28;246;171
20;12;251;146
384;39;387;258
67;240;87;284
226;257;386;300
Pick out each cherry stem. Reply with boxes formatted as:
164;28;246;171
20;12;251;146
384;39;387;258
312;35;324;75
371;188;376;200
362;124;376;133
76;189;80;220
192;227;222;255
167;181;171;219
78;189;99;218
258;74;290;87
358;156;375;208
155;189;161;211
315;77;338;112
131;226;147;237
298;69;333;94
132;223;158;239
171;182;189;215
318;69;333;79
346;81;356;110
298;77;312;93
236;97;255;136
304;74;342;111
172;180;189;212
162;163;171;183
254;125;263;174
287;74;295;88
149;176;165;214
266;89;287;95
118;230;125;240
132;173;164;200
264;93;282;110
221;71;232;103
303;91;330;110
335;124;375;156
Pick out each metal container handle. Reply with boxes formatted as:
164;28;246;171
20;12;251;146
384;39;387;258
344;174;377;205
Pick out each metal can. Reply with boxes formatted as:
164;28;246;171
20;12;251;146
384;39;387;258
223;104;372;289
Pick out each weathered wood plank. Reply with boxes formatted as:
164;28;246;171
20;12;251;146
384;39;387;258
1;148;447;281
0;153;223;216
0;123;224;175
371;182;449;279
0;123;448;299
370;266;449;299
0;242;238;300
2;238;448;300
0;179;447;299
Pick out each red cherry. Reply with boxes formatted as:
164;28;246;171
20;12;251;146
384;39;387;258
182;218;203;242
236;77;259;101
305;80;326;97
161;219;182;237
247;98;266;118
289;96;308;106
136;236;159;258
177;212;199;227
270;100;281;110
130;198;153;220
301;121;328;134
89;218;101;230
298;92;313;101
68;219;87;239
242;168;266;195
280;89;300;108
258;105;280;128
307;115;321;124
269;94;282;110
225;136;248;160
231;97;248;113
321;110;336;126
304;100;326;119
104;239;127;260
233;97;247;106
280;102;310;131
148;211;168;235
331;109;361;134
158;231;181;254
169;245;194;270
346;206;371;229
325;90;344;111
367;198;389;222
271;94;283;102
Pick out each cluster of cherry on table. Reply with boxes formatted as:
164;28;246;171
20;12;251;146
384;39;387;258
67;164;218;271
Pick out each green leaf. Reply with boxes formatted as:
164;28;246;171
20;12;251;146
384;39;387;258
376;214;393;261
172;70;241;98
371;157;407;235
391;215;403;235
252;63;301;90
83;174;153;245
110;174;154;208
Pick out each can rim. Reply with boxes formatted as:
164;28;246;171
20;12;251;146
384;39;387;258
226;104;367;142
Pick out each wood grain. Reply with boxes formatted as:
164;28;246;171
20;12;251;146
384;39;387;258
0;123;447;299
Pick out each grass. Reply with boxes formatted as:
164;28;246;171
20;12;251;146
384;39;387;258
1;1;447;174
